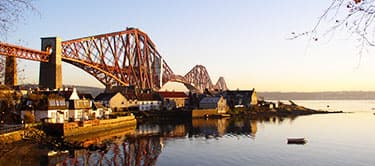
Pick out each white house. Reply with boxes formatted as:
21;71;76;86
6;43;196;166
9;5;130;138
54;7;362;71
137;92;161;111
31;96;68;123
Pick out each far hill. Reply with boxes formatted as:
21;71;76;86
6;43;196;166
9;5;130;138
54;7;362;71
257;91;375;100
18;84;104;97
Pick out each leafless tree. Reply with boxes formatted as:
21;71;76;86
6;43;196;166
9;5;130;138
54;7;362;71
0;0;36;84
0;0;36;37
290;0;375;49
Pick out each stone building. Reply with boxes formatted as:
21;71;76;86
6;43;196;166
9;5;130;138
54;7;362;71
223;89;258;108
158;91;188;110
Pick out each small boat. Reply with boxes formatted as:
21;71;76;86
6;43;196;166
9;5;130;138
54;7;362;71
287;137;307;144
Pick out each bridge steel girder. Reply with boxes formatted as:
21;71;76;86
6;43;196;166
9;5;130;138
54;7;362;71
214;77;228;91
0;42;50;87
183;65;214;92
0;42;50;62
0;28;228;93
61;28;171;90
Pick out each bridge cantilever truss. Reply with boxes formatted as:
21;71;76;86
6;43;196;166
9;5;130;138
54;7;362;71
0;42;50;62
0;28;228;92
60;28;173;90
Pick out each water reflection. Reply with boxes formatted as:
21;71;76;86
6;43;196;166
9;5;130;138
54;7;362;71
55;116;294;165
60;136;163;166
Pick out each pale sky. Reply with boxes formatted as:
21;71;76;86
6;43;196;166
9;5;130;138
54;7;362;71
5;0;375;92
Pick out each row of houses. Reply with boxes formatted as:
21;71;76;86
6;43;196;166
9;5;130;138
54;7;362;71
94;90;189;112
21;88;111;123
191;89;259;117
19;88;192;123
15;86;259;123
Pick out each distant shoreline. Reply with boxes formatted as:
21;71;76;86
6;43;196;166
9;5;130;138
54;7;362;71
258;91;375;100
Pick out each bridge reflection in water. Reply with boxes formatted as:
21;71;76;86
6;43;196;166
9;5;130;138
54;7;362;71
56;116;292;165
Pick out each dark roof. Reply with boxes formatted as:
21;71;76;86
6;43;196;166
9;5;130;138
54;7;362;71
200;96;221;104
58;91;74;100
0;84;11;90
158;91;188;98
95;93;117;101
93;102;105;109
38;90;73;100
79;93;93;100
137;93;159;101
122;92;137;100
224;90;255;95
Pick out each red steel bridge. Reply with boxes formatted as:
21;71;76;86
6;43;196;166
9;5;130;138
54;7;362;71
0;28;228;92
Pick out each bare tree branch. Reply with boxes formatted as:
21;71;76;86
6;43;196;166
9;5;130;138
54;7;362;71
0;0;36;83
0;0;36;39
290;0;375;45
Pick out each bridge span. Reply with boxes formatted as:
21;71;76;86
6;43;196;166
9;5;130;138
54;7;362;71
0;28;228;93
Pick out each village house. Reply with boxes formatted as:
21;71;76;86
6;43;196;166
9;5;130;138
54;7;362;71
21;93;68;123
56;88;92;121
78;93;94;100
122;92;138;110
192;96;229;117
91;101;112;119
158;91;188;110
199;96;229;114
95;92;140;112
67;98;91;121
137;91;161;111
222;89;258;108
107;85;142;110
21;88;96;122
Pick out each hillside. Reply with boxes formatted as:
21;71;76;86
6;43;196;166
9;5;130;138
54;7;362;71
19;84;104;97
257;91;375;100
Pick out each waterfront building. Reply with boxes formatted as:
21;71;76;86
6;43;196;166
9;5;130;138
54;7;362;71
137;92;161;111
91;101;112;119
158;91;188;110
121;92;138;110
58;88;92;121
67;99;91;121
24;94;68;123
222;89;258;108
192;96;229;118
95;92;127;112
199;96;228;114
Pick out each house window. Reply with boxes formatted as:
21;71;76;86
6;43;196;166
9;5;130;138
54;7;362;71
59;100;65;106
49;100;56;106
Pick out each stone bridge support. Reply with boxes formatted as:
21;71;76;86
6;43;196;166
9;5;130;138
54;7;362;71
39;37;62;89
4;56;17;87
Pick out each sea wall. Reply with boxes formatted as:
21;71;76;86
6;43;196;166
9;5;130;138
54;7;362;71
42;116;137;137
192;109;218;118
0;130;23;144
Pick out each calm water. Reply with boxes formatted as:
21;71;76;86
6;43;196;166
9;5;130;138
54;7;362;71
58;100;375;166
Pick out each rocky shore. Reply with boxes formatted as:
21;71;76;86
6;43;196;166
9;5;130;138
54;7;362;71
230;100;343;117
0;140;49;165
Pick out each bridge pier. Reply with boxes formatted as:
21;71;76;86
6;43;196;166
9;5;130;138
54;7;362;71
39;37;62;89
4;56;17;87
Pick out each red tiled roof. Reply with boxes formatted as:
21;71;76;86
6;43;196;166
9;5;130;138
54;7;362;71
158;91;188;98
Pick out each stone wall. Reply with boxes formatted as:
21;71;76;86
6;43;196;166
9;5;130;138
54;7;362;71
0;130;23;144
192;109;218;118
42;116;137;137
